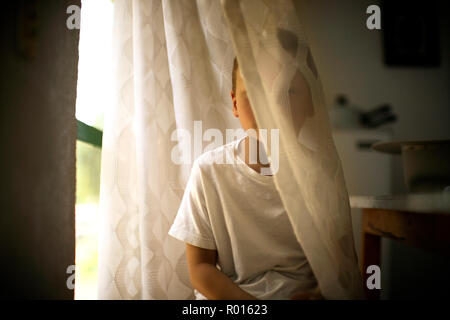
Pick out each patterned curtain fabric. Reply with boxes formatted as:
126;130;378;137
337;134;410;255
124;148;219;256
98;0;364;299
98;0;239;299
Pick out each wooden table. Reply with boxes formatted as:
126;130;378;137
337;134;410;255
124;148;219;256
350;192;450;300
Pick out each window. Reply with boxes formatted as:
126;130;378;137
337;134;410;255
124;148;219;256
75;0;113;300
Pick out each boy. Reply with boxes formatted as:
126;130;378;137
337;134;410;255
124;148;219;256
168;58;322;300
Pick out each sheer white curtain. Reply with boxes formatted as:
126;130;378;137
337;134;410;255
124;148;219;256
222;0;364;299
98;0;364;299
98;0;238;299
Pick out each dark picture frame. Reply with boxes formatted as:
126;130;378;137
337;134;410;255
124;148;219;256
381;0;440;67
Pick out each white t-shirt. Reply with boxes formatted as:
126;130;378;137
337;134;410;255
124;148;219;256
168;135;318;299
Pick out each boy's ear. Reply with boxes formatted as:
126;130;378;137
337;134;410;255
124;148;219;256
231;90;238;118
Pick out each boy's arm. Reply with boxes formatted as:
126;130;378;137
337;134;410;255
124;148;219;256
186;243;258;300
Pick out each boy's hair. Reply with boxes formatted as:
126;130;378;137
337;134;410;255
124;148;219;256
232;29;299;94
232;57;238;94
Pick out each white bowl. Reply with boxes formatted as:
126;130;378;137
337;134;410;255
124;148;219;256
372;139;450;193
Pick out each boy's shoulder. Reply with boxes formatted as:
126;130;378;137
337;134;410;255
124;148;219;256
186;139;241;191
194;138;240;168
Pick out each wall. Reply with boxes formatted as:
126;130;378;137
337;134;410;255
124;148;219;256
0;0;80;298
298;0;450;298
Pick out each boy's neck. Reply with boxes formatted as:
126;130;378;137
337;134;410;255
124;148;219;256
241;136;271;174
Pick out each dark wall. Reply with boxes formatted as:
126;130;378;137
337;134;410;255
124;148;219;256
0;0;80;299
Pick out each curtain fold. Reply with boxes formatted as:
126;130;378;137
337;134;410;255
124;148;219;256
99;0;364;299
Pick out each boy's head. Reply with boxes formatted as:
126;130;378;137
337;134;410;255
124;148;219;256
230;58;258;132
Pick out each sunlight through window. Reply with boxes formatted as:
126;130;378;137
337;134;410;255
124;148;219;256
75;0;114;300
